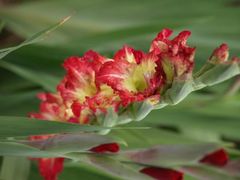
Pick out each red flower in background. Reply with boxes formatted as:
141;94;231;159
140;167;183;180
89;143;120;153
200;148;229;167
38;158;64;180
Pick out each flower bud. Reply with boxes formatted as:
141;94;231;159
209;43;229;63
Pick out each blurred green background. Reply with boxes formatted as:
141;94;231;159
0;0;240;179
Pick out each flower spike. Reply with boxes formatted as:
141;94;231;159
29;28;240;180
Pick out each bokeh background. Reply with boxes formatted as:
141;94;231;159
0;0;240;179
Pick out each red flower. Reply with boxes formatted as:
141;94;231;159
150;29;195;83
89;143;120;153
57;55;98;104
97;46;163;106
140;167;183;180
57;50;121;123
200;148;229;167
38;158;64;180
29;93;70;122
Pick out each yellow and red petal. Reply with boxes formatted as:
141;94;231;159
57;56;97;103
57;50;111;104
97;47;162;106
114;45;145;64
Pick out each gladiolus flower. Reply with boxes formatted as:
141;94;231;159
150;28;195;84
97;46;163;106
140;166;183;180
30;29;197;126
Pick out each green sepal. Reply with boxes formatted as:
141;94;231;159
194;62;240;89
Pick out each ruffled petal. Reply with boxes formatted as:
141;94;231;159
150;29;195;83
57;56;97;103
97;47;162;106
29;93;71;122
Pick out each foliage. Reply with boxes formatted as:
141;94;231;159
0;0;240;180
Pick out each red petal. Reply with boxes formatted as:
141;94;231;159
71;101;83;117
38;158;64;180
200;149;229;167
29;93;67;121
172;30;191;45
89;143;120;153
140;167;183;180
150;29;195;80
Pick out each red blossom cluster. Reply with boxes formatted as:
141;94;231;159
29;29;233;180
30;28;196;125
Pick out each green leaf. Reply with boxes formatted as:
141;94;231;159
111;128;199;150
0;61;59;91
58;162;118;180
194;62;240;88
0;156;30;180
223;159;240;177
0;16;71;60
145;96;240;141
181;165;238;180
0;142;55;157
0;90;39;116
0;116;108;138
66;154;151;180
29;161;118;180
0;133;119;157
120;143;221;167
26;133;120;154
